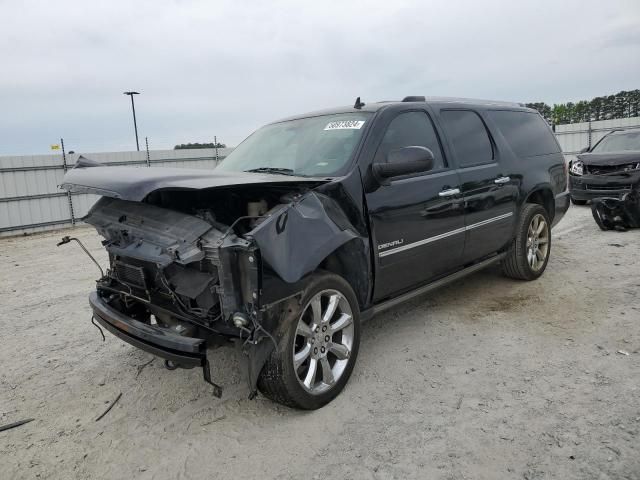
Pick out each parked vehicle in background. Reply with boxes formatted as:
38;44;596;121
61;96;569;409
568;127;640;205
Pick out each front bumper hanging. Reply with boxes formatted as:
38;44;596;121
90;292;205;366
89;292;274;398
89;292;223;397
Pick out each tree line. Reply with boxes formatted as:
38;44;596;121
171;91;640;140
174;142;226;150
526;89;640;125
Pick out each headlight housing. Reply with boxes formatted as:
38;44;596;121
570;160;584;176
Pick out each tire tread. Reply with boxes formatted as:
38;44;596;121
502;203;551;281
257;271;360;409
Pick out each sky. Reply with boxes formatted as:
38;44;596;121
1;0;639;156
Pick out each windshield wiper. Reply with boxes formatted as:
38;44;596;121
244;167;297;176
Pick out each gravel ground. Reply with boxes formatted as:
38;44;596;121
1;205;639;480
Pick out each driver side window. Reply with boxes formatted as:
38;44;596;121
375;111;446;169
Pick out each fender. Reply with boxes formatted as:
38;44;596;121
250;192;360;283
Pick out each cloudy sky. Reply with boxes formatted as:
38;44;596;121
1;0;639;155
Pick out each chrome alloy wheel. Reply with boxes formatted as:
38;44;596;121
526;213;549;272
292;289;354;395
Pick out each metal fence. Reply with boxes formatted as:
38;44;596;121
0;148;232;237
554;117;640;161
3;116;640;237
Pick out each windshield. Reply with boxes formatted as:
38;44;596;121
217;112;372;177
592;130;640;153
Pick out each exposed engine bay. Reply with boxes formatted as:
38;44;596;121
87;184;308;334
57;161;371;397
63;169;367;397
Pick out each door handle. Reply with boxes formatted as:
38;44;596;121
494;176;511;184
439;188;460;197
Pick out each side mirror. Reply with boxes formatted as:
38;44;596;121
579;146;590;154
372;146;435;184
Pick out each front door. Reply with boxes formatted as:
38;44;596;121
365;110;466;301
438;109;518;263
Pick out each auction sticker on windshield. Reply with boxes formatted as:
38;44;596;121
324;120;366;130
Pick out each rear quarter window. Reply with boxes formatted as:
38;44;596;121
488;110;560;157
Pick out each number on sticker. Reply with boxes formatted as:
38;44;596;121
324;120;365;130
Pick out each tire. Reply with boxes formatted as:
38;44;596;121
591;201;613;231
257;272;361;409
571;197;587;206
502;203;552;281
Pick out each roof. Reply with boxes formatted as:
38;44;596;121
421;96;526;108
273;96;533;123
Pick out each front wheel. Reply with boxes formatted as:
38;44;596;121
571;197;588;206
502;203;551;280
257;272;361;409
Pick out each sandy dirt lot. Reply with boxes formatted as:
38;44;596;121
1;206;639;480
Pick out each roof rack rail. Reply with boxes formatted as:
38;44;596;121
402;96;425;102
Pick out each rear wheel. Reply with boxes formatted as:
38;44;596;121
571;197;587;206
257;272;360;409
502;203;551;280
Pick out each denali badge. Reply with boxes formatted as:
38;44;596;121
378;239;404;250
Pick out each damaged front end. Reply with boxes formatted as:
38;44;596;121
62;167;365;398
569;153;640;202
87;195;261;394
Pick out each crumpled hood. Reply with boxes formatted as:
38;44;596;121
59;165;328;201
577;151;640;166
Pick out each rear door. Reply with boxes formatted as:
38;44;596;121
438;109;518;263
365;109;466;301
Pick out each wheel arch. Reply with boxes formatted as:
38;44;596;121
524;187;555;222
317;238;371;310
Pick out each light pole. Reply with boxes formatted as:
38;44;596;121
123;91;140;151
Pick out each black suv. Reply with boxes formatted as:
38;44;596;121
62;96;569;409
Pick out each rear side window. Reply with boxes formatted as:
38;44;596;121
375;111;446;169
488;110;560;157
440;110;493;167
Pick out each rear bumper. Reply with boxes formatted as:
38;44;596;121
569;174;633;201
89;291;206;368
